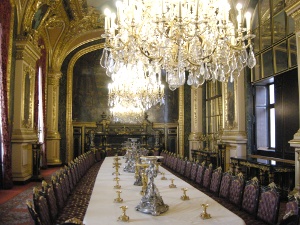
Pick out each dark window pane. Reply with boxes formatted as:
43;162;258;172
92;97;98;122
262;49;274;77
273;0;285;15
260;0;271;23
274;41;287;73
289;35;297;67
288;16;295;34
261;19;271;49
254;28;260;52
273;12;286;43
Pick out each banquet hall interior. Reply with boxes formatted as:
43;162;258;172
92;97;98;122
0;0;300;224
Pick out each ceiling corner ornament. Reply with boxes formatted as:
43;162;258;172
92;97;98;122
101;0;256;91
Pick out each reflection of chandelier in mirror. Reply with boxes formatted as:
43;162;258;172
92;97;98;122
101;0;256;91
110;104;144;123
107;61;165;123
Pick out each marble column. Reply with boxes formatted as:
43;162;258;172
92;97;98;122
11;36;40;182
46;71;62;165
221;71;247;171
286;0;300;193
188;86;203;160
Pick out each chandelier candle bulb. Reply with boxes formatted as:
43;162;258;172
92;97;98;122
245;12;251;33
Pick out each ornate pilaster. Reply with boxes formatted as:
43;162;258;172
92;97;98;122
178;86;184;156
46;71;62;165
286;1;300;192
188;86;203;159
222;71;247;171
11;35;41;182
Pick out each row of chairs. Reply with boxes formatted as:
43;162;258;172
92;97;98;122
160;150;300;225
27;149;102;225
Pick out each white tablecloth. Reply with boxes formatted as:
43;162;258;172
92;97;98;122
84;157;245;225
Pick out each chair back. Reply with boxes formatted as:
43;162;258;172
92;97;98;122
209;167;222;194
172;157;178;171
176;157;182;173
229;172;245;207
241;177;260;215
42;181;58;223
179;158;187;175
195;161;206;186
184;160;192;179
280;195;300;224
33;188;52;225
202;164;213;189
26;200;41;225
257;182;281;225
190;162;199;181
219;171;233;198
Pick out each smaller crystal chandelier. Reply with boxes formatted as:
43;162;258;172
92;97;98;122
110;104;145;123
101;0;256;90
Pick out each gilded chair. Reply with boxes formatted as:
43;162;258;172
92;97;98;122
202;163;213;189
228;172;245;207
195;161;206;186
257;182;281;225
190;162;199;182
33;187;52;225
279;194;299;225
26;200;41;225
219;171;233;199
52;176;66;211
176;157;183;173
209;167;222;194
179;157;187;176
172;156;178;171
42;181;58;223
184;160;192;179
241;177;260;215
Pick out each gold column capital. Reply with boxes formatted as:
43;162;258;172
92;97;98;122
48;71;62;86
286;0;300;33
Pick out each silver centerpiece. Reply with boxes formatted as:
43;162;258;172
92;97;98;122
136;156;169;216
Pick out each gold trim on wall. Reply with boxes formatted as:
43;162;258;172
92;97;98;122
21;66;35;128
224;81;238;130
178;85;184;156
66;43;105;162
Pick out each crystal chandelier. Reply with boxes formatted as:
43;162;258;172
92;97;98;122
101;0;256;90
110;104;145;123
107;61;165;123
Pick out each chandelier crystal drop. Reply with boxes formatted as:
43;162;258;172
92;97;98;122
101;0;256;90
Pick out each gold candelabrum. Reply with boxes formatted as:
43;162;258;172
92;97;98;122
161;172;167;180
155;161;162;174
118;206;129;222
140;172;148;195
114;177;121;189
112;160;121;176
200;204;211;219
180;188;190;200
135;163;148;186
114;190;123;203
169;178;177;188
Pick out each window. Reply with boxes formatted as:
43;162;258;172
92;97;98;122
255;83;276;150
37;66;44;143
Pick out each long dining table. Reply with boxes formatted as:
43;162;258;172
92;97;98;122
83;156;246;225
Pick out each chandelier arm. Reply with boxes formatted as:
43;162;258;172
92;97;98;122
105;40;126;52
138;46;163;61
227;39;252;51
